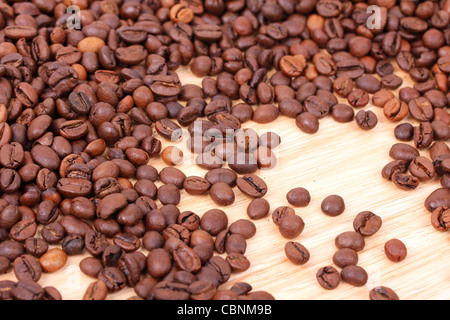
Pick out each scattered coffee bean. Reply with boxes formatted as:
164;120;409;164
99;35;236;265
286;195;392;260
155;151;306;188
384;239;407;262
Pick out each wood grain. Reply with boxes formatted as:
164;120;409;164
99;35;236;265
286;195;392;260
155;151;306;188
1;64;449;300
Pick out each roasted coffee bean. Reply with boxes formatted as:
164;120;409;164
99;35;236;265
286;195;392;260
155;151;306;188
24;238;48;258
200;209;228;236
236;174;268;198
384;98;408;122
332;248;358;269
348;89;369;108
341;265;368;287
321;195;345;217
11;280;44;300
279;55;307;77
389;143;419;162
316;266;340;290
97;267;126;293
13;254;42;282
61;235;84;255
355;110;378;130
425;188;450;213
296;112;319;134
10;219;37;242
153;280;190;300
369;286;400;301
39;248;67;273
408;97;434;122
247;198;270;220
353;211;382;237
409;156;435;181
413;122;434;149
335;231;365;252
278;214;304;239
394;123;414;141
83;280;108;300
284;241;310;265
431;207;450;231
384;239;407;262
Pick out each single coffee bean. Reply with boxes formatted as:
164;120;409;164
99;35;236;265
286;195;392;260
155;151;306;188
247;198;270;220
335;231;365;252
394;123;414;141
278;214;305;239
348;89;369;108
321;195;345;217
384;239;407;262
316;266;340;290
332;248;358;268
431;207;450;231
409;156;435;181
279;55;307;77
284;241;310;265
83;280;108;300
286;187;311;207
369;286;400;300
331;104;354;123
153;281;190;300
226;252;250;273
200;209;228;236
236;174;268;198
355;110;378;130
384;98;408;122
13;254;42;282
296;112;319;134
340;265;368;287
392;172;420;191
353;211;382;237
389;143;419;162
39;248;67;273
97;267;126;293
24;238;48;258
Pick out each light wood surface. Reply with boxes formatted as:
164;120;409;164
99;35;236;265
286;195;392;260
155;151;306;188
1;64;449;301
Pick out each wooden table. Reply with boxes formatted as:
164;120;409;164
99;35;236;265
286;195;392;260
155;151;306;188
1;64;449;300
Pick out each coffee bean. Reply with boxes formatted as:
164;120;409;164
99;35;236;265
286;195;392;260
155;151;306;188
384;239;407;262
321;195;345;217
369;286;400;300
335;231;365;252
389;143;420;162
409;156;435;181
13;254;42;282
296;112;319;134
236;174;268;198
355;110;378;130
285;241;310;265
153;281;190;300
341;265;368;287
332;248;358;268
431;207;450;231
11;280;44;300
83;280;108;300
353;211;382;237
278;214;305;239
279;55;307;77
316;266;340;290
39;248;67;273
247;198;270;220
286;187;311;207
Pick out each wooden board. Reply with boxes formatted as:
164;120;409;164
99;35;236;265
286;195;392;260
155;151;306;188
1;64;449;301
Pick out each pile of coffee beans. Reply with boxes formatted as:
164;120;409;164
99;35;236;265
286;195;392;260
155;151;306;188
0;0;449;301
